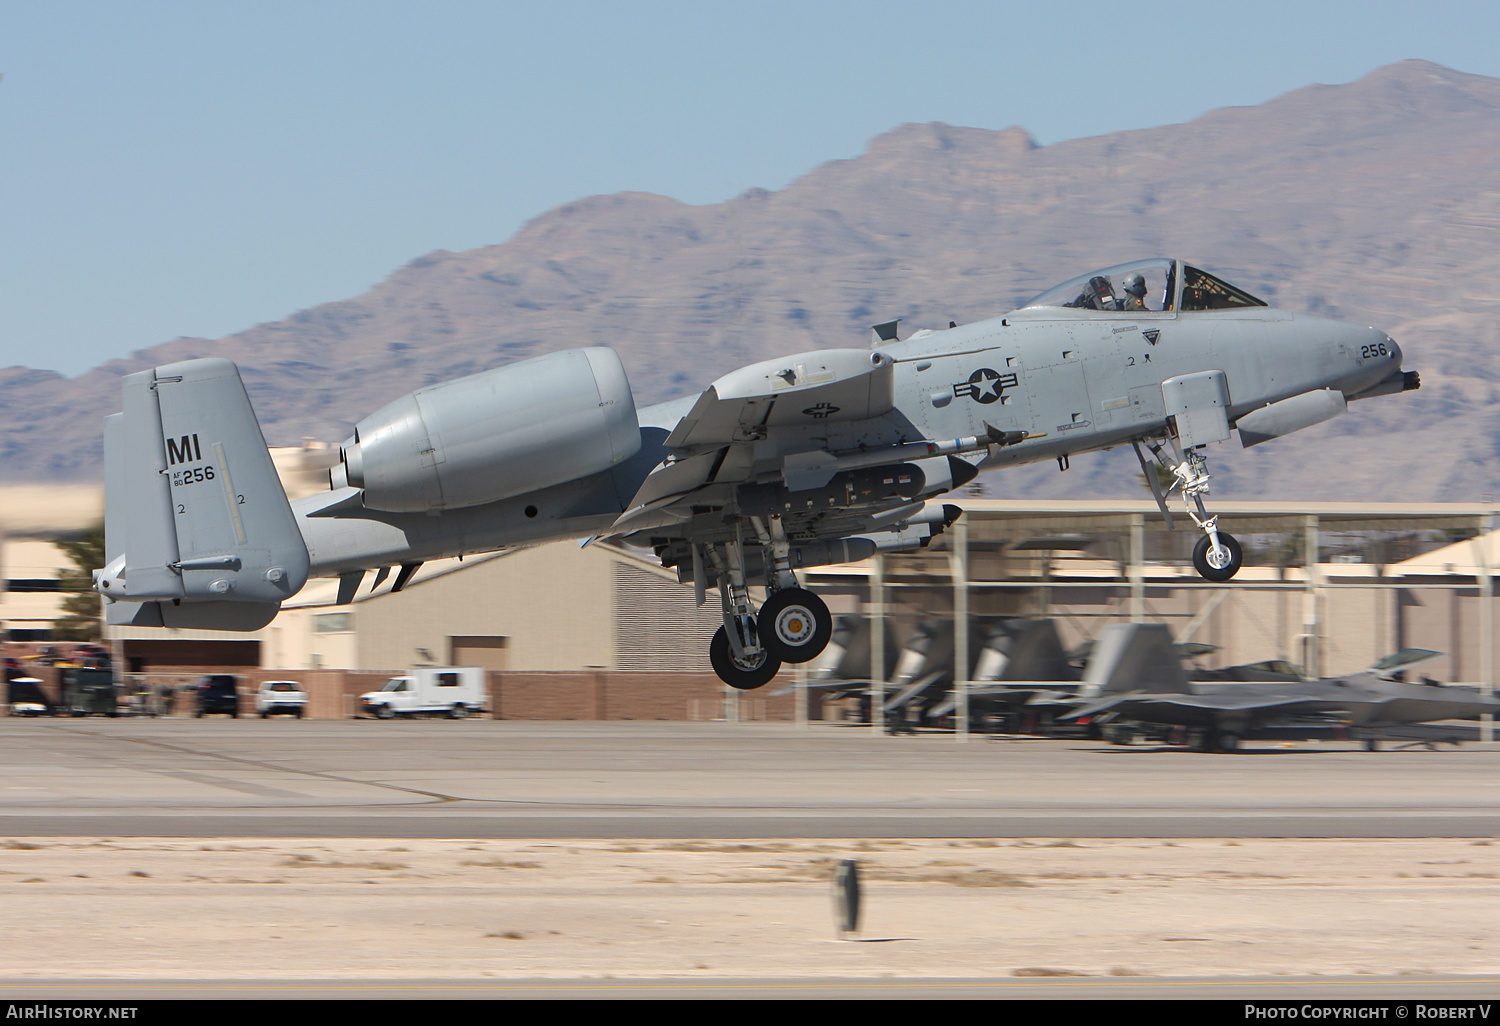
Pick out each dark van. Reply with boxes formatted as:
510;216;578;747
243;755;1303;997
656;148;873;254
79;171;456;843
61;667;117;717
194;675;241;718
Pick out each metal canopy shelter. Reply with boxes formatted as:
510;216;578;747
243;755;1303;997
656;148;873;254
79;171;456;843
800;500;1498;742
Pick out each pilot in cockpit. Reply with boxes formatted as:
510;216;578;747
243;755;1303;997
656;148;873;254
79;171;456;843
1120;272;1149;312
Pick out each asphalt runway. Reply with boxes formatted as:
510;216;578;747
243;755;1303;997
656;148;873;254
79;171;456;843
3;718;1500;838
5;975;1500;1000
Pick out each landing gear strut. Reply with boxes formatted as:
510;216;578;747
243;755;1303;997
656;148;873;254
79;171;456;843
701;517;834;689
1136;438;1243;582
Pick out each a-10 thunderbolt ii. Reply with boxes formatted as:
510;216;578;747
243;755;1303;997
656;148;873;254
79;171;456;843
94;258;1418;688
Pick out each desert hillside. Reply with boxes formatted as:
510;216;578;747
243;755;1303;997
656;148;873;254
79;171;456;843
4;60;1493;502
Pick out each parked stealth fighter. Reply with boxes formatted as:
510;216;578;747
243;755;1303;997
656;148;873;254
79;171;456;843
95;259;1417;687
1066;623;1500;751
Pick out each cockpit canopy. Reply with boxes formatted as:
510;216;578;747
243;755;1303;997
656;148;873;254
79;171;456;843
1021;259;1268;313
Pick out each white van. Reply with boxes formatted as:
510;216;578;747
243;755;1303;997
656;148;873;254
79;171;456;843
359;667;485;719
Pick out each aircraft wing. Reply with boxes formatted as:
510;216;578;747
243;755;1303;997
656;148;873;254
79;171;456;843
613;349;901;533
768;678;884;698
926;685;1077;719
882;670;949;712
610;347;1001;554
609;450;725;535
662;349;896;452
1342;690;1500;726
1068;690;1350;723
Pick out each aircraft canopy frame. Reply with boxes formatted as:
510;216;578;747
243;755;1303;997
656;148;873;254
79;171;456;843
1020;259;1269;314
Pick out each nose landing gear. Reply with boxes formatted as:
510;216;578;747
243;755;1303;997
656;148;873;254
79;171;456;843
1193;532;1243;583
1135;438;1243;583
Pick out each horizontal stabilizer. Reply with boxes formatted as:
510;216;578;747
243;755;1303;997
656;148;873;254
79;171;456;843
107;599;282;631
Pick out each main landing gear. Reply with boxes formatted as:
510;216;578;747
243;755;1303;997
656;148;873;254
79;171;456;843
1135;438;1243;583
760;587;833;664
702;517;834;690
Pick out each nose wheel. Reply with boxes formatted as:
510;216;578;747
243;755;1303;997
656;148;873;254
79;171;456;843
1193;532;1242;583
1136;439;1244;583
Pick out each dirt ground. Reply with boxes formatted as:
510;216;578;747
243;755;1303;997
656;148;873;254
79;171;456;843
2;836;1498;979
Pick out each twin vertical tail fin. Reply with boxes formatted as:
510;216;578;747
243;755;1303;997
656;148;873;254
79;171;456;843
96;358;309;631
1082;623;1192;695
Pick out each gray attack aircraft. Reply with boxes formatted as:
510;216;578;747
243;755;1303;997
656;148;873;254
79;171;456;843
94;258;1418;689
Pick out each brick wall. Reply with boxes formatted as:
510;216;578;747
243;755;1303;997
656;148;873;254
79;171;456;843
488;671;794;721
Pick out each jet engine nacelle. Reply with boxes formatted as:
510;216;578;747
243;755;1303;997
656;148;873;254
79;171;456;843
338;347;641;512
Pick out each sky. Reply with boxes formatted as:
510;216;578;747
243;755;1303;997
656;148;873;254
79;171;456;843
4;0;1500;378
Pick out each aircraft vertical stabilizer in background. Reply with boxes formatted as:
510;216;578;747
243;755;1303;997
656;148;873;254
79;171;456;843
97;259;1418;688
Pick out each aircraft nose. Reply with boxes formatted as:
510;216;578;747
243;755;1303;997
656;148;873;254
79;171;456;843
1357;324;1398;359
1349;325;1401;370
1340;325;1417;398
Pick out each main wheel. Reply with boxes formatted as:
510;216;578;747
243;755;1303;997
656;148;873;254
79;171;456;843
709;625;783;690
1193;532;1243;582
448;704;469;719
758;588;833;664
375;704;394;720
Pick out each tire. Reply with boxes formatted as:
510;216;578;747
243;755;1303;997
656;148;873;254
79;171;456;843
295;707;304;719
449;704;469;720
1193;532;1243;582
758;588;833;664
709;625;782;690
375;704;394;720
1216;731;1241;752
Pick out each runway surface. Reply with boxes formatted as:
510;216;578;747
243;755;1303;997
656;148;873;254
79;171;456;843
5;975;1500;999
3;718;1499;838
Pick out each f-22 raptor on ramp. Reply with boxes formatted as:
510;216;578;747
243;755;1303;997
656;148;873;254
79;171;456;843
1066;623;1500;752
94;259;1417;689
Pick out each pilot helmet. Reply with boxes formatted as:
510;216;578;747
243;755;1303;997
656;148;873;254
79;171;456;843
1122;272;1147;297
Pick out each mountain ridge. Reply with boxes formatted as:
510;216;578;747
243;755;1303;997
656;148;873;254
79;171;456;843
4;59;1495;504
